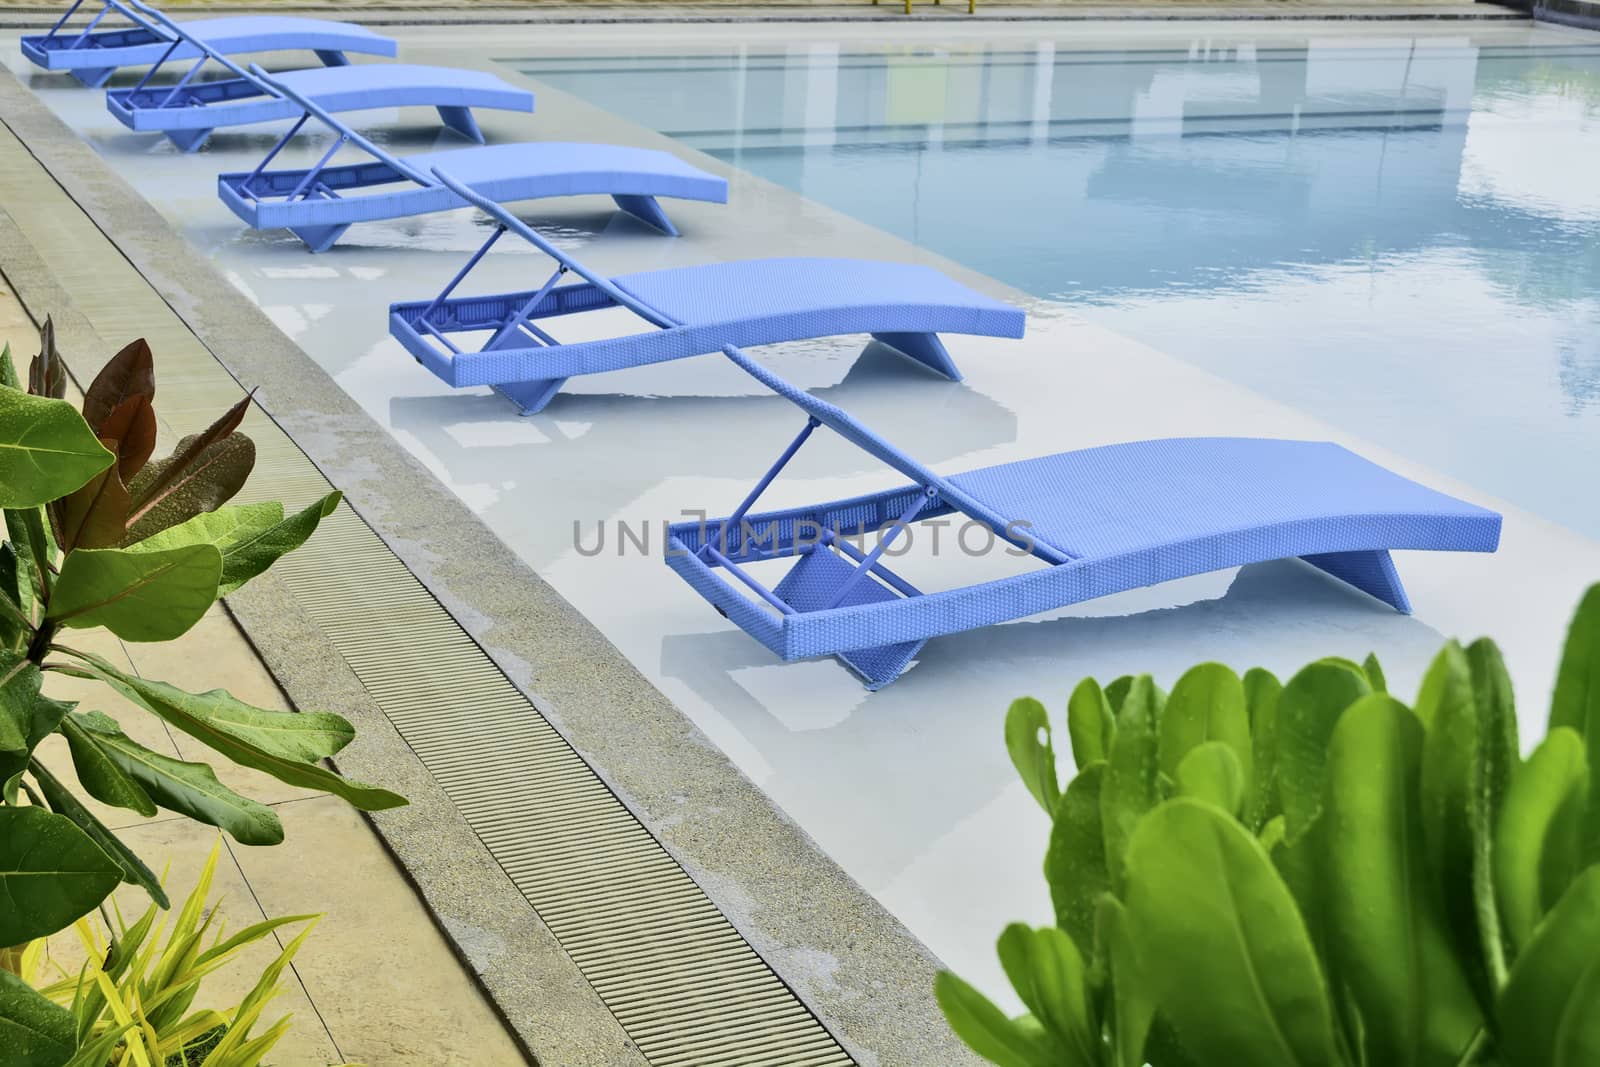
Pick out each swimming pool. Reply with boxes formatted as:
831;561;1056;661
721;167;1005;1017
11;17;1600;1019
520;34;1600;541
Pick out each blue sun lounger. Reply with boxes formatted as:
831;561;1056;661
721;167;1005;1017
389;169;1024;414
20;0;395;88
216;67;728;251
101;1;531;152
664;347;1503;689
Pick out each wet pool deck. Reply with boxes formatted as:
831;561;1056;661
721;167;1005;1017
4;7;1599;1067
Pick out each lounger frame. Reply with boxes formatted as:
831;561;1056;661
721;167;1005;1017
390;168;1020;414
664;347;1502;689
215;67;724;251
102;1;518;150
20;0;393;87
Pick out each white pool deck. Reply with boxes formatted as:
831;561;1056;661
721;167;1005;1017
8;15;1600;1010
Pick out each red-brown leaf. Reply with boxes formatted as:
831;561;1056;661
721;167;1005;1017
83;338;155;434
27;316;68;399
129;391;252;511
98;394;159;482
53;436;133;552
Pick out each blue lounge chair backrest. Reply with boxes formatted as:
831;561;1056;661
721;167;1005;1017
717;345;1066;559
245;63;433;186
429;167;678;329
122;0;260;83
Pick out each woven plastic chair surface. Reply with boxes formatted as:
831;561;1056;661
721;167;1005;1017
946;438;1503;561
22;15;395;70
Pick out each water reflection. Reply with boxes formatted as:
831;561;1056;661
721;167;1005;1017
523;36;1600;537
659;559;1449;888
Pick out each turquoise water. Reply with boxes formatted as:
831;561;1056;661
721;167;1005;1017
518;37;1600;538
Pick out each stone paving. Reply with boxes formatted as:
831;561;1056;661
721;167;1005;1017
0;278;528;1067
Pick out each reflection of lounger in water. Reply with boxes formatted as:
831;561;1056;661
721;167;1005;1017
388;168;1026;415
20;0;395;87
665;346;1502;690
217;66;727;251
657;561;1453;882
102;1;530;152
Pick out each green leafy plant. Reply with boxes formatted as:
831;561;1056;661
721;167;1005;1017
0;325;404;985
11;840;354;1067
940;583;1600;1066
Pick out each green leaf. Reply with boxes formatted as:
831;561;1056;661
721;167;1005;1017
130;491;341;597
57;712;157;815
69;711;283;845
1005;697;1059;816
1496;727;1589;952
69;663;353;762
1066;677;1115;770
0;967;75;1067
1321;693;1481;1067
0;805;121;944
1176;741;1245;817
935;970;1054;1067
0;650;37;753
1498;867;1600;1066
0;342;16;391
1096;895;1156;1067
0;544;27;653
0;654;74;803
1245;668;1283;829
1102;675;1162;894
1466;637;1518;988
1104;676;1134;716
47;542;221;641
65;651;402;811
0;681;74;806
1045;763;1110;955
1160;663;1252;812
1416;641;1497;1010
61;1020;137;1067
1551;584;1600;860
7;506;52;613
1125;799;1343;1067
1362;653;1388;693
1277;659;1371;843
997;924;1096;1062
29;756;167;908
0;387;113;509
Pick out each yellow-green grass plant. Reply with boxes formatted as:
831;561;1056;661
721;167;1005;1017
0;325;403;1066
18;840;355;1067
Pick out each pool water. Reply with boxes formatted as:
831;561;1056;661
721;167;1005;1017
521;37;1600;539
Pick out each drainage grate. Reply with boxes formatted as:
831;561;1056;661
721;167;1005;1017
255;466;855;1067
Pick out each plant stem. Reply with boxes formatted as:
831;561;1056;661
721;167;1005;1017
25;620;56;665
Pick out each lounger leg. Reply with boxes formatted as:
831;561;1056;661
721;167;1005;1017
772;547;926;689
1301;549;1412;614
612;194;679;237
314;49;351;67
493;377;569;416
288;224;353;254
165;127;213;154
71;67;115;88
436;105;485;144
870;331;963;381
